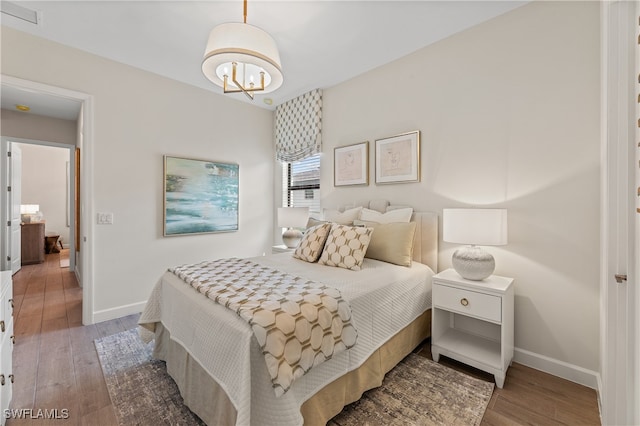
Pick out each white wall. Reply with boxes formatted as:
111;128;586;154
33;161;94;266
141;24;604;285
1;26;274;318
16;143;70;246
1;108;78;145
322;1;601;380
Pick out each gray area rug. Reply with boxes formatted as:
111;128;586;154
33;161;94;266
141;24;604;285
94;329;205;425
95;329;493;426
329;353;494;426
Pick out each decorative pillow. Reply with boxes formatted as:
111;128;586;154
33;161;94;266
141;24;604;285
322;207;362;225
318;224;373;271
306;217;327;229
363;222;417;267
293;223;332;263
359;207;413;224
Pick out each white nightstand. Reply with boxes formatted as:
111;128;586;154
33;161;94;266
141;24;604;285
272;245;295;254
431;268;514;388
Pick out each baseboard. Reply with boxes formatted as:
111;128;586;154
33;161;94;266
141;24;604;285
92;301;146;324
514;347;599;390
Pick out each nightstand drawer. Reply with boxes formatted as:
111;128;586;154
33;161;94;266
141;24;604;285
433;284;502;323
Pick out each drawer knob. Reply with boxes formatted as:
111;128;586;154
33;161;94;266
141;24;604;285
460;298;469;307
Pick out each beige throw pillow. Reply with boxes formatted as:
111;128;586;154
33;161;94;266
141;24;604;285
318;224;373;271
363;222;417;267
293;223;332;263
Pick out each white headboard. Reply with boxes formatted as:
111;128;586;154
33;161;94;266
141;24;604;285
359;200;438;272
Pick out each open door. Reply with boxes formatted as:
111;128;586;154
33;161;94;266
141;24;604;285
9;143;21;274
601;2;639;424
0;139;22;273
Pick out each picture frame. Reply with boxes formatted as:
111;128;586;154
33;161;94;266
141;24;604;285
163;155;239;236
334;141;369;186
375;130;420;184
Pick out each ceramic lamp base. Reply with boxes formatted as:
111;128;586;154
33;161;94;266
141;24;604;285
452;245;495;281
282;228;303;249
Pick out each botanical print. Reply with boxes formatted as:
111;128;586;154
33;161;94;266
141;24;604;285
379;138;412;177
164;156;238;236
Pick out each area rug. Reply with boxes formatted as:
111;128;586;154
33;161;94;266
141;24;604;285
95;329;493;426
94;329;205;425
328;353;494;426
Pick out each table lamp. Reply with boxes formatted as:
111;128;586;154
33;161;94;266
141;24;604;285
277;207;309;248
443;208;507;280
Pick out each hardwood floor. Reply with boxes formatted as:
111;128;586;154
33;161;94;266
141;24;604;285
8;252;136;425
7;251;601;425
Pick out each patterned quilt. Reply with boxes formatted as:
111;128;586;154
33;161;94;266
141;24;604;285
169;258;358;396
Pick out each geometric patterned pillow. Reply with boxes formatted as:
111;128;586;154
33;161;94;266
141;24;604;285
293;223;332;263
318;224;373;271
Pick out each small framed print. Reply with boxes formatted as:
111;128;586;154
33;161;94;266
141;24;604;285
375;130;420;184
334;141;369;186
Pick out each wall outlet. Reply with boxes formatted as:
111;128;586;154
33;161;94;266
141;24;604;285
97;212;114;225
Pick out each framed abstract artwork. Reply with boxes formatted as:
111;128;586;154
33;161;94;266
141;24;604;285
375;130;420;184
334;141;369;186
163;155;239;236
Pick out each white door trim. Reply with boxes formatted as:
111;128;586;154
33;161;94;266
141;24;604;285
1;75;95;326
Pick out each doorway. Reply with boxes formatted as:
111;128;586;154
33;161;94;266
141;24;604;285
1;139;77;270
1;75;94;326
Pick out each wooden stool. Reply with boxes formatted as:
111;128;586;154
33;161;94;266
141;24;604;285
45;234;61;254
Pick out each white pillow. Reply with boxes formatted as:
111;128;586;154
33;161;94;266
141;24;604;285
359;207;413;224
322;206;362;225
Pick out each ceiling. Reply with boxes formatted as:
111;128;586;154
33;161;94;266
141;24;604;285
1;1;528;119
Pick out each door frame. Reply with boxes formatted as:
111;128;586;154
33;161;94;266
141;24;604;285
1;75;95;326
1;137;77;270
600;1;639;424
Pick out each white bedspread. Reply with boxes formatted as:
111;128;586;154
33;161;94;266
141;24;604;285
139;253;434;426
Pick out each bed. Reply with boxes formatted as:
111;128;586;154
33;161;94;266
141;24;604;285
139;202;438;426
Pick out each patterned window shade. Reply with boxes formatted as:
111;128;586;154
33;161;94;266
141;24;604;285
275;89;322;162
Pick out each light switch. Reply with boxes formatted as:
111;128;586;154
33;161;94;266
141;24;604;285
97;212;114;225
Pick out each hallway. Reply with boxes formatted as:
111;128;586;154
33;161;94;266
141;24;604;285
9;252;136;425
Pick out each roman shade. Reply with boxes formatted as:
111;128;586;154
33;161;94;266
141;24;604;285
275;89;322;162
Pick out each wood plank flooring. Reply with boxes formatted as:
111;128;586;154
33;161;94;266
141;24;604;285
6;251;601;425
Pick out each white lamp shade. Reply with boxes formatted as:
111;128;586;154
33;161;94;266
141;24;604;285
202;22;283;93
277;207;309;228
443;208;507;246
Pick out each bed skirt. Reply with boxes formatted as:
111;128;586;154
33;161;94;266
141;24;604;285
153;309;431;426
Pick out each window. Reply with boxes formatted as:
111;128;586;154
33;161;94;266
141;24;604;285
282;154;320;216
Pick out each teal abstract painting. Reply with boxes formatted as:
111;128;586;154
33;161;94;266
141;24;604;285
163;156;239;236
